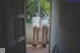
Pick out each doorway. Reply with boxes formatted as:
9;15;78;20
24;0;51;53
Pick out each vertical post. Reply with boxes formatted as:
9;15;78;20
38;0;40;16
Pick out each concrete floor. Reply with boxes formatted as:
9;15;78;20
26;44;49;53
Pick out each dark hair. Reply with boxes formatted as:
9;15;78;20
41;13;45;16
33;14;36;17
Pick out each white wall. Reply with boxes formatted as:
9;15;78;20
50;0;80;53
50;0;60;52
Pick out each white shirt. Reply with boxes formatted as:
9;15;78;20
41;16;48;25
32;16;41;27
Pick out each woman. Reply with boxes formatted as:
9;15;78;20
41;14;49;48
32;14;41;47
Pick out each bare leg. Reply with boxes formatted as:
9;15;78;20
42;26;47;47
45;26;48;44
36;27;40;44
42;26;45;44
33;26;36;44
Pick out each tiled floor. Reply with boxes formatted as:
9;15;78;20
26;44;49;53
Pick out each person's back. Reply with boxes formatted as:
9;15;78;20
32;16;40;27
32;14;41;47
40;14;49;47
41;15;49;26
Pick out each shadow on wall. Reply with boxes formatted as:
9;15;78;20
52;45;60;53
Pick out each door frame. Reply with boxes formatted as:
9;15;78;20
24;0;52;53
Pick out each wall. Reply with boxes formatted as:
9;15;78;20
50;0;80;53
